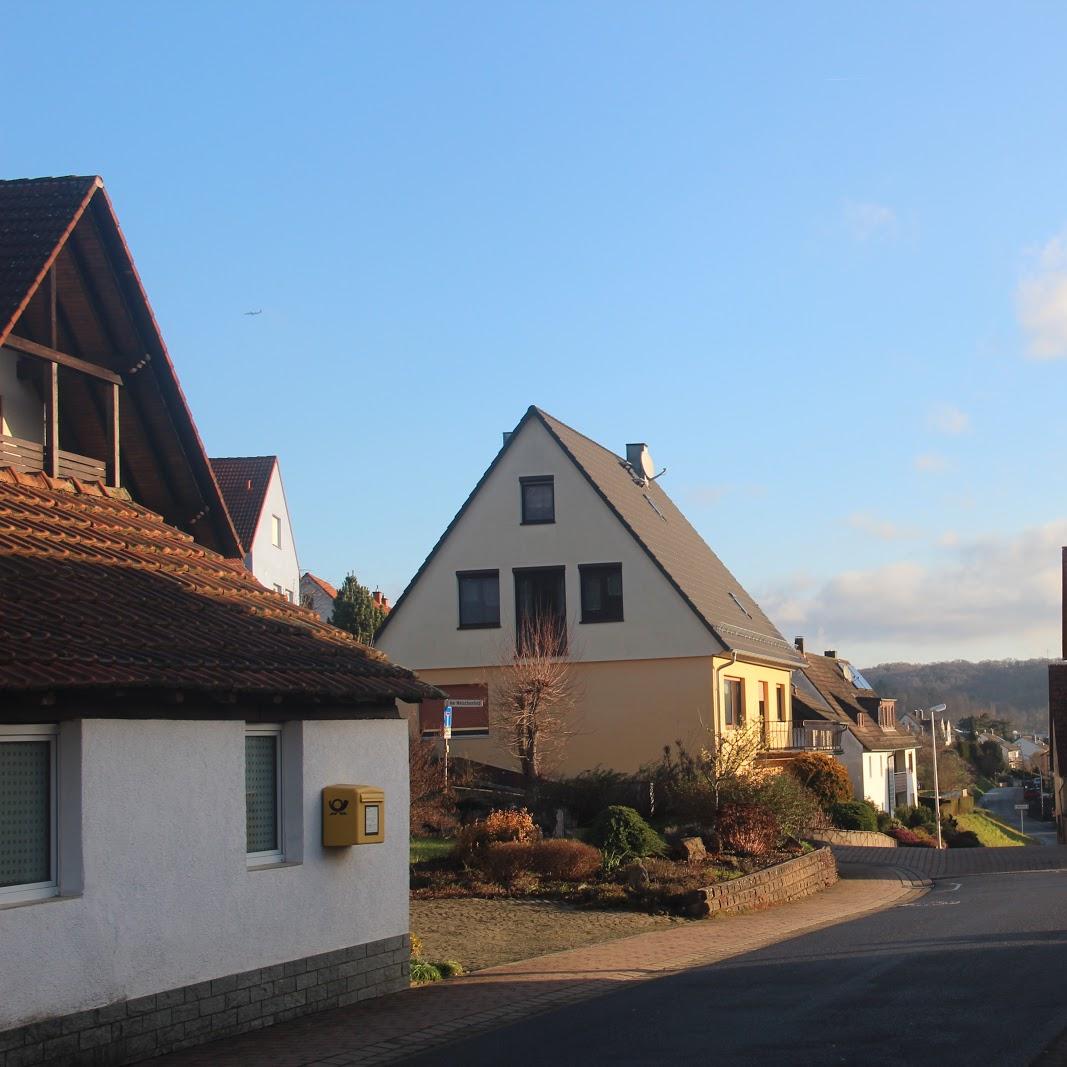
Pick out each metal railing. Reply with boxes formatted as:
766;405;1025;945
760;720;843;754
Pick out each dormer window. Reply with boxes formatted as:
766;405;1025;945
520;476;554;525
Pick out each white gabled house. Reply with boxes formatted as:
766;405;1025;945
377;405;821;776
211;455;301;602
792;646;920;812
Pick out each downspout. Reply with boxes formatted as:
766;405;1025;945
711;649;739;739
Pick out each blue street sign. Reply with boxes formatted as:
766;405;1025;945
443;706;453;739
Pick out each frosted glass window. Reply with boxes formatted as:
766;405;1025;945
0;738;52;890
245;733;279;857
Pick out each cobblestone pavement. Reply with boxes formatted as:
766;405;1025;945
142;865;923;1067
832;842;1067;877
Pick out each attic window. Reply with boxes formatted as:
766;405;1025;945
520;477;555;524
728;592;753;620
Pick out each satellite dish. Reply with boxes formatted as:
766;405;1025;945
639;449;656;480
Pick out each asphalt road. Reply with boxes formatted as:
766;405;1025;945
407;869;1067;1067
981;785;1058;846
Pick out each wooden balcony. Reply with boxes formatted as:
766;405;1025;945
0;433;107;483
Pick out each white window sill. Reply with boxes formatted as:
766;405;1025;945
0;889;77;911
247;859;300;872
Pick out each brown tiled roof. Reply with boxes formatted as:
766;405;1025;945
0;176;99;342
379;406;802;666
210;456;277;553
303;572;338;601
0;468;439;705
794;652;919;752
0;176;242;557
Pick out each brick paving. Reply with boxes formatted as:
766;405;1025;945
832;843;1067;878
142;865;923;1067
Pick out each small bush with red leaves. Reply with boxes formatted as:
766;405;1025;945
456;807;542;859
887;826;938;848
715;802;781;857
467;839;602;885
526;839;602;881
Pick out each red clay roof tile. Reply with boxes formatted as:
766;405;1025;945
0;467;437;704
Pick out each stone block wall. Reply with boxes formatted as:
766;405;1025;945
807;827;899;848
0;934;409;1067
686;846;837;918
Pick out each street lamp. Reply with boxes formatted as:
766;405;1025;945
918;703;948;848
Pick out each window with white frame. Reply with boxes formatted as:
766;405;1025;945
245;724;283;864
271;514;282;548
0;724;58;902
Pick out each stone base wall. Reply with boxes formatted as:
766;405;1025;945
686;847;837;918
0;934;409;1067
806;827;899;848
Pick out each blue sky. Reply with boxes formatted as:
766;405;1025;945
6;3;1067;664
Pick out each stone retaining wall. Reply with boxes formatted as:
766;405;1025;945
806;827;898;848
0;934;409;1067
685;847;838;918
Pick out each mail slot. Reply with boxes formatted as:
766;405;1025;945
322;785;385;846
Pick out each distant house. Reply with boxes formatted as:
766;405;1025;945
976;731;1022;770
301;571;339;621
0;176;437;1061
792;646;920;812
376;405;819;775
212;455;300;601
898;711;954;746
1015;736;1049;774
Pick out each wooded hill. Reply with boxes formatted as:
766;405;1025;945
861;658;1051;737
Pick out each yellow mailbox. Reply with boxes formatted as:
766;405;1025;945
322;785;385;846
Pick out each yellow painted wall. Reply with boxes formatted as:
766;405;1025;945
400;656;717;775
711;656;794;735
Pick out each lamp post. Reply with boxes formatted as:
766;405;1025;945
919;703;948;849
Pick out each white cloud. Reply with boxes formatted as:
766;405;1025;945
845;512;917;542
843;200;897;241
927;405;970;436
1017;231;1067;359
914;452;949;474
758;520;1067;662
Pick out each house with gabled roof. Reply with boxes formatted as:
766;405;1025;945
302;571;340;620
0;176;438;1060
212;454;300;601
791;644;920;812
376;405;820;775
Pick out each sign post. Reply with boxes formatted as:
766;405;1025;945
442;706;452;790
1015;802;1028;835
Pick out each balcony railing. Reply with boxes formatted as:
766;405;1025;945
0;433;106;482
760;720;845;754
893;770;910;795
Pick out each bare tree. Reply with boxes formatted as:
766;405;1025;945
696;723;767;811
492;615;577;784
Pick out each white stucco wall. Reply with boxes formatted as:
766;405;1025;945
248;463;301;600
0;347;44;441
300;577;335;622
378;417;717;671
0;716;408;1031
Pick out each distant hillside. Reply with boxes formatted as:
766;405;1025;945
861;659;1051;737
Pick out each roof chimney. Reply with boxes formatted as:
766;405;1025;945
824;650;837;659
794;636;805;653
503;431;513;446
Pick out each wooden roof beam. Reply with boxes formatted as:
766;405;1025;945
5;333;123;386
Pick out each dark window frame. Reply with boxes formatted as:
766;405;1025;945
513;565;567;655
578;562;624;624
456;569;501;629
723;677;745;728
520;476;555;525
775;684;786;722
